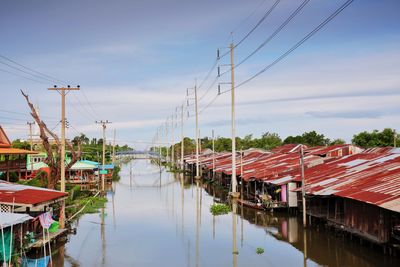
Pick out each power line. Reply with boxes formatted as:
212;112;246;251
66;98;97;122
197;0;280;98
234;0;281;49
79;89;100;118
191;0;354;115
0;59;57;83
230;0;268;35
236;0;354;89
0;54;100;121
198;76;219;102
199;94;219;114
0;68;49;84
0;108;58;120
235;0;311;70
0;54;68;84
219;0;281;60
71;93;98;121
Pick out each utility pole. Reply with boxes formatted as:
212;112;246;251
165;119;169;164
48;86;80;192
48;85;80;230
96;120;111;192
212;129;215;180
394;129;397;148
194;83;200;179
181;104;184;169
240;147;244;199
27;121;35;175
27;121;34;151
171;112;175;167
112;129;116;165
300;145;306;227
230;42;238;197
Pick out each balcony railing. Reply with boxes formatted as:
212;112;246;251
0;159;27;172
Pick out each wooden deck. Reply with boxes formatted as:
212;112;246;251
26;229;68;249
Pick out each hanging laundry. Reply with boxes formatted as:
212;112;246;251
38;212;54;229
0;228;12;263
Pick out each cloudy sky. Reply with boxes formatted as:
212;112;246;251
0;0;399;149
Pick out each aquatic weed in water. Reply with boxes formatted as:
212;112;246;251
210;203;230;216
256;247;264;254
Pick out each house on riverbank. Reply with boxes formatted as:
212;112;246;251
183;144;400;250
294;148;400;249
0;126;38;181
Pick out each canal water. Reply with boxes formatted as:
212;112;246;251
52;159;400;267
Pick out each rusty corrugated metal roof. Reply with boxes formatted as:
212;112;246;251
294;152;400;213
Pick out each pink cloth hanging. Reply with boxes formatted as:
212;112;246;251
38;212;54;229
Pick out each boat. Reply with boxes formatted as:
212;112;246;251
237;198;265;211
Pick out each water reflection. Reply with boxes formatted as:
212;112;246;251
50;160;400;267
232;199;238;267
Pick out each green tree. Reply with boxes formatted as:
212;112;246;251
12;139;30;150
352;128;398;148
329;138;346;145
258;132;282;150
283;135;303;145
283;131;330;146
302;131;329;146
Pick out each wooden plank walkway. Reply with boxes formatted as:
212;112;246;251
26;229;67;248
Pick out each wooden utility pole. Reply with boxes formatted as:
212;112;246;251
230;42;238;197
48;86;80;192
181;104;184;169
300;145;306;227
96;120;111;192
48;85;80;229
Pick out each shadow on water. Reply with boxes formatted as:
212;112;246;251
50;159;400;267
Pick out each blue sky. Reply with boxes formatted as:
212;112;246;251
0;0;399;149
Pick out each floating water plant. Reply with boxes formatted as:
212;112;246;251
210;203;230;216
256;247;264;254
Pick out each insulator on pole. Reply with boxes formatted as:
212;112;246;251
218;84;221;95
218;66;220;77
217;49;220;60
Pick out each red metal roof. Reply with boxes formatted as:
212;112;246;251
271;144;303;154
294;151;400;213
0;181;67;207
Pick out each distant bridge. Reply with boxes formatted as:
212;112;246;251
115;150;162;159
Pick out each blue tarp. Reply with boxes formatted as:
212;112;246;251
22;255;50;267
